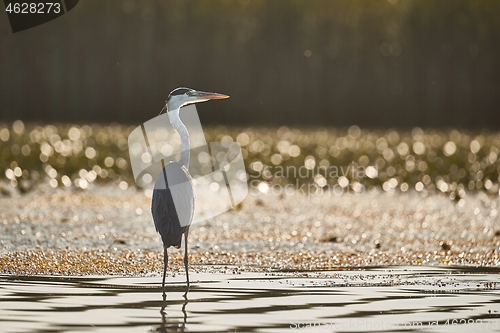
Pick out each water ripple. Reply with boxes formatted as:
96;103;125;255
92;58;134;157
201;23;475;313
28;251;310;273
1;267;500;332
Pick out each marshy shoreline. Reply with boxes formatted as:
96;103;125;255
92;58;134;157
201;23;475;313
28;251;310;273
1;185;499;276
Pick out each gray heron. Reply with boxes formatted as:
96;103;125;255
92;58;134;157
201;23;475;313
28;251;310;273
152;87;229;310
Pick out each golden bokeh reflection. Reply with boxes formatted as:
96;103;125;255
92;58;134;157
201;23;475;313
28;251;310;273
0;122;499;198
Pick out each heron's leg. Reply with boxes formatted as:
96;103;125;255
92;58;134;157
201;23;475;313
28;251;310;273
160;246;168;314
183;229;190;296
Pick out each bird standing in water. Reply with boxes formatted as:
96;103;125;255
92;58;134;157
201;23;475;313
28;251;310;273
151;87;229;311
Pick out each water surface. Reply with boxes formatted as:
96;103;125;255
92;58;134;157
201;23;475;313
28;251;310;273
1;267;500;332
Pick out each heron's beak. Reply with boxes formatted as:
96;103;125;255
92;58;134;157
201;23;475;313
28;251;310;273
193;91;229;100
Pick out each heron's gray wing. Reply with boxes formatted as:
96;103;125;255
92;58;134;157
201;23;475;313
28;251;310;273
151;162;195;248
166;163;195;228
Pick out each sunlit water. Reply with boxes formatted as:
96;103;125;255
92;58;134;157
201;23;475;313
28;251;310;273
1;267;500;333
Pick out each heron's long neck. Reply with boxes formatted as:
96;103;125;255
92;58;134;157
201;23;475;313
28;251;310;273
169;109;190;169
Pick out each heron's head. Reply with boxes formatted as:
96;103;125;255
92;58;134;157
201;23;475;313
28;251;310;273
166;87;229;112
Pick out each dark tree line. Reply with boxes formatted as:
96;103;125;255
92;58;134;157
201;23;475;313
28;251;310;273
1;0;499;128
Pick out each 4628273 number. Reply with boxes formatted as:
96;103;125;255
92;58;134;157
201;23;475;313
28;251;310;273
5;2;61;14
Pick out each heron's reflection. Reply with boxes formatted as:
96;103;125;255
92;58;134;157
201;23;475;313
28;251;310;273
154;294;189;333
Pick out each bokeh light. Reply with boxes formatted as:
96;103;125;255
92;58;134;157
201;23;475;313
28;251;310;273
1;122;499;199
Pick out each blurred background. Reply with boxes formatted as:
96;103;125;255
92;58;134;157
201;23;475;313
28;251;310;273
1;0;500;197
1;0;499;128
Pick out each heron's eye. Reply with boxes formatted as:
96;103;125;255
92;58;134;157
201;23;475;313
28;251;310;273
187;91;194;96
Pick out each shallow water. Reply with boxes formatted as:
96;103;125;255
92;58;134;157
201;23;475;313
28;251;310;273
1;267;500;333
